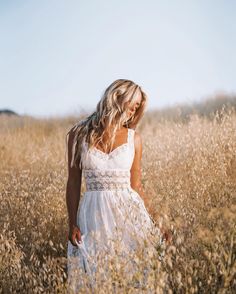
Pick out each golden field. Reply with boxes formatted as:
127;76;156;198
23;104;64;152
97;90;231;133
0;100;235;293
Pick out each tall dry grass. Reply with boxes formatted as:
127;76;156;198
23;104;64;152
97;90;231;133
0;105;235;293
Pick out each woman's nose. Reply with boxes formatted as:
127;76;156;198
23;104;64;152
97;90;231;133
129;108;134;114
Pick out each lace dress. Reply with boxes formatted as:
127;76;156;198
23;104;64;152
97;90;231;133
67;128;164;292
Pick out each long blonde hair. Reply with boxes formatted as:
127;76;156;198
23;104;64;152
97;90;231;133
66;79;148;169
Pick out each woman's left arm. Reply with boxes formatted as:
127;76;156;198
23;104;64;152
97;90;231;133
130;130;172;243
130;130;151;212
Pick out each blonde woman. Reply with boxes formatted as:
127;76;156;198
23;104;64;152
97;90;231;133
66;79;171;291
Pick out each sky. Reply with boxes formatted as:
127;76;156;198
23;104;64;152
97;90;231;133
0;0;235;118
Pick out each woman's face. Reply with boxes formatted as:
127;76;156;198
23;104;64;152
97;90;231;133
125;92;142;119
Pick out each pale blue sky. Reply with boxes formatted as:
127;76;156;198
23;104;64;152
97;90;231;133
0;0;235;118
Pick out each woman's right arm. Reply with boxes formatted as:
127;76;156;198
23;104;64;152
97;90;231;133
66;129;82;246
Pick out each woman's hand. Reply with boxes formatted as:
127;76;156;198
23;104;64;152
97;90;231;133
160;226;172;244
68;225;82;246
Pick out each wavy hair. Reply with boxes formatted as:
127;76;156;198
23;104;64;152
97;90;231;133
66;79;148;169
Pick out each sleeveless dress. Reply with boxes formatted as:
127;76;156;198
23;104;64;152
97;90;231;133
67;128;164;292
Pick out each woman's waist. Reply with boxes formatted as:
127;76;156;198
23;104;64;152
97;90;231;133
85;178;131;191
83;168;130;177
83;168;131;191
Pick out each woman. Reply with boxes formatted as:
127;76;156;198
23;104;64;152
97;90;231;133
66;79;171;291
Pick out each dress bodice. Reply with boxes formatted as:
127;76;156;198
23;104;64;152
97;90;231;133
81;128;135;191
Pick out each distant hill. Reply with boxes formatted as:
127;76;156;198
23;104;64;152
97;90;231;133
145;93;236;124
0;109;19;116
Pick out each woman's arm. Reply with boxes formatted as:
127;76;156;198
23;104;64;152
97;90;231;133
66;129;82;231
130;131;151;212
130;131;172;244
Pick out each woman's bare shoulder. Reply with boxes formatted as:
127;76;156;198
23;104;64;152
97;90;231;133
66;120;85;152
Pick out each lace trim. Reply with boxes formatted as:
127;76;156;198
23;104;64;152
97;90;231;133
83;128;133;160
84;169;130;191
91;143;128;159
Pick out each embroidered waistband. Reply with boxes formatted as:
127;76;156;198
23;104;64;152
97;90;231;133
83;169;130;191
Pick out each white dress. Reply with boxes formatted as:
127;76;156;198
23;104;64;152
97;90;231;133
67;128;164;292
